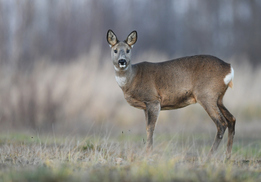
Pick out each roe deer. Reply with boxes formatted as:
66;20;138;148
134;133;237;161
106;30;236;159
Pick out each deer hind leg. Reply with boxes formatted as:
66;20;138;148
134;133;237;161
198;99;228;157
144;101;160;153
218;96;236;159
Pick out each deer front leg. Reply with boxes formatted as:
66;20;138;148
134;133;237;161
144;101;161;153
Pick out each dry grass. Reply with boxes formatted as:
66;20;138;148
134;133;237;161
0;132;260;182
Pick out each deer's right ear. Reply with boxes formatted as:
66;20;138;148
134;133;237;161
107;30;119;47
125;30;137;48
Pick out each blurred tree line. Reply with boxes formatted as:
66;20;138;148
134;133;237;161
0;0;260;69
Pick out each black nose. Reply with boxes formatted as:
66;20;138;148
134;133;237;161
118;59;127;65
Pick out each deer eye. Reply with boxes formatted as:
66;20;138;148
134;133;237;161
126;49;130;53
114;49;118;53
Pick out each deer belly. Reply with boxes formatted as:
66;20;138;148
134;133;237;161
160;93;196;110
124;95;146;110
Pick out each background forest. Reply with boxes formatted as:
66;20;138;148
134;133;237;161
0;0;260;134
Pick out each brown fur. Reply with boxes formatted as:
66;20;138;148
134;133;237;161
107;30;236;159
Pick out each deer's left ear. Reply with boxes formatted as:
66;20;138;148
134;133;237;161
107;29;119;47
125;30;137;48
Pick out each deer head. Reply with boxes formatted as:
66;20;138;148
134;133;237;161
107;30;137;72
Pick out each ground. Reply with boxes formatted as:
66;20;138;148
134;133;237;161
0;131;260;182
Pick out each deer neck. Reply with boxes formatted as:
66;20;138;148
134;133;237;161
114;64;136;89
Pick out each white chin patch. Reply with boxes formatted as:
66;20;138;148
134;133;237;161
119;64;126;68
114;65;127;71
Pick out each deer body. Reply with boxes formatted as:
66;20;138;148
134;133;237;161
107;30;236;159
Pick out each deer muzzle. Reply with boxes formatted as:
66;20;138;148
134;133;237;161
118;59;127;68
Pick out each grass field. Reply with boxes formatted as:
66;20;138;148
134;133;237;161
0;130;260;182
